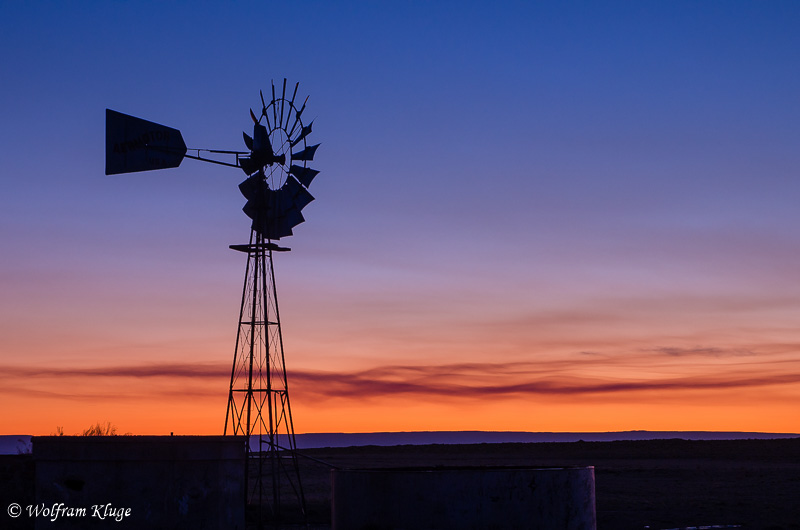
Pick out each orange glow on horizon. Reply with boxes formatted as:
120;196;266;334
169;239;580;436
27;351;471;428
5;390;799;437
3;348;799;436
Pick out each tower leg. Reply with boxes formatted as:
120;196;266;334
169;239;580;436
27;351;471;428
225;229;306;525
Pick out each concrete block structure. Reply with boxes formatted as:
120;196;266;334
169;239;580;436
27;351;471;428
32;436;245;529
332;466;596;530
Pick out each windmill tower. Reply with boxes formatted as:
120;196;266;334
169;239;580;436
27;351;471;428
225;81;320;522
105;79;321;525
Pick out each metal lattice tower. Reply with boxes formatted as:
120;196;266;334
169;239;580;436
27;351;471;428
225;232;306;522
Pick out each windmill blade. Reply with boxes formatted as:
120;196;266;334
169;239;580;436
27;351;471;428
273;217;294;239
105;109;187;175
254;215;293;240
273;186;293;214
286;82;299;129
288;95;309;137
242;201;261;222
291;143;320;162
243;132;253;151
289;121;313;147
252;123;273;155
239;157;259;176
239;173;267;203
271;81;278;126
285;208;305;230
289;165;319;188
279;78;287;129
293;186;314;211
242;177;314;240
283;176;315;211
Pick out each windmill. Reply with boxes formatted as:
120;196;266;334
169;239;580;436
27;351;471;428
105;79;320;524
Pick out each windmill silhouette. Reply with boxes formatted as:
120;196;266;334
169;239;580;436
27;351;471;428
106;79;321;525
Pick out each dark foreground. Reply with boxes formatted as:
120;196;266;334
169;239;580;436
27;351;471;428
4;438;799;529
289;438;800;530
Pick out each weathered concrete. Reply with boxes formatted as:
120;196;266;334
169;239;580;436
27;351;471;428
33;436;245;529
332;466;596;530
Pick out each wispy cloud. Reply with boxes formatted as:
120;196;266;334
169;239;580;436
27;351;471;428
2;356;798;402
290;364;800;400
0;363;228;379
648;346;757;357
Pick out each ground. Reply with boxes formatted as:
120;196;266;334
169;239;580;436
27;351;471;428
291;438;800;530
4;438;800;529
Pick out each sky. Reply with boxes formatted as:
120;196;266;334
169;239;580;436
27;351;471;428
1;1;800;435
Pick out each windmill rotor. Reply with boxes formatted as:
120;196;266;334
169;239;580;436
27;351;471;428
238;80;320;241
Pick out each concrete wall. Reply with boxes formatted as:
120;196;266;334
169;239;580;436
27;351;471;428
332;466;596;530
33;436;244;530
1;454;35;530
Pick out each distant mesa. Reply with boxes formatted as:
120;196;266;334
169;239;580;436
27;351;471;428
4;431;799;455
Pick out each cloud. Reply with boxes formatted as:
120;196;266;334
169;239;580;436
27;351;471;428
2;357;798;402
648;346;757;357
290;364;800;400
0;363;228;400
0;363;228;379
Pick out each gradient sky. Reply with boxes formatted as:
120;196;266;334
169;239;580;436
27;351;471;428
2;1;800;435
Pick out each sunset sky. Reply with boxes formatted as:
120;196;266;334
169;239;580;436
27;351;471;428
2;1;800;435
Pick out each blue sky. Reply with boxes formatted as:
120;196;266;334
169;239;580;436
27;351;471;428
2;1;800;434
